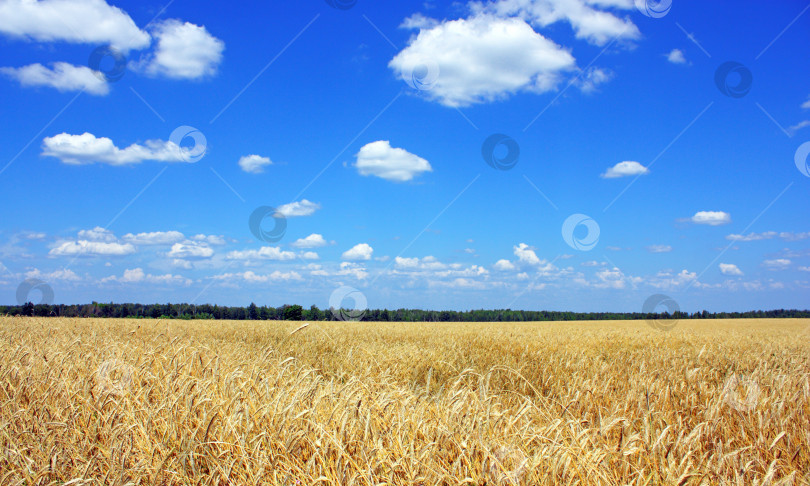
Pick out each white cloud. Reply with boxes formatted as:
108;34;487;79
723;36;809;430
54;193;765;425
25;268;80;281
136;20;224;80
212;270;302;283
0;62;108;95
291;233;329;248
719;263;743;276
78;227;116;242
300;251;319;260
646;245;672;253
103;267;191;285
475;0;640;46
802;97;810;110
191;234;226;245
0;0;150;51
277;199;321;217
666;48;686;64
395;256;420;268
342;243;373;261
601;160;648;178
167;242;213;259
41;132;195;166
513;243;544;265
238;154;272;174
354;141;432;182
389;14;576;107
689;211;731;226
49;240;135;256
226;246;296;261
787;120;810;135
725;231;810;242
123;231;184;245
494;259;516;271
763;259;791;270
799;266;810;272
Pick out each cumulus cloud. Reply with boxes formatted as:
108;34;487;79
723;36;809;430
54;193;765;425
762;259;790;270
192;234;226;245
277;199;321;217
212;270;302;283
135;20;224;80
726;231;810;242
354;141;432;182
0;0;150;51
474;0;640;46
666;48;686;64
78;227;116;242
49;240;135;256
687;211;731;226
103;267;191;285
601;160;649;178
646;245;672;253
389;14;576;107
41;132;197;166
167;241;213;259
719;263;743;276
291;234;329;248
0;62;109;95
513;243;544;265
493;259;516;271
225;246;296;261
122;231;184;245
25;268;80;281
238;154;272;174
342;243;373;261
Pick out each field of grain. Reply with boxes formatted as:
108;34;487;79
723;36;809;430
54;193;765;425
1;316;808;485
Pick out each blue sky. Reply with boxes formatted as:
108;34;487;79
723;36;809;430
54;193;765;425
1;0;809;313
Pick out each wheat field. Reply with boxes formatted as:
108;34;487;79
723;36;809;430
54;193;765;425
0;316;808;485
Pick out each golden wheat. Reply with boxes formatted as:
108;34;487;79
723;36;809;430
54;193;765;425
0;317;808;485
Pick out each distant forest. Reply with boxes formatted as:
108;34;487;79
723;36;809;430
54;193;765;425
3;302;809;321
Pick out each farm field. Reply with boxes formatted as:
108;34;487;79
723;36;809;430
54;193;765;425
1;317;808;485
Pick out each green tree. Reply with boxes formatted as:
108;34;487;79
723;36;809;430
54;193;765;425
283;305;303;321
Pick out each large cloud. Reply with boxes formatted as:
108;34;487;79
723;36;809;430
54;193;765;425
601;161;648;178
277;199;321;217
688;211;731;226
355;141;432;182
41;132;194;165
0;0;150;51
389;14;576;107
0;62;109;95
134;20;224;80
49;240;135;256
342;243;373;261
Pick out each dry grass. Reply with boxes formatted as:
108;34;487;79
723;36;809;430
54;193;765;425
1;316;808;485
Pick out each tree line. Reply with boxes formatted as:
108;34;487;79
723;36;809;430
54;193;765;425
2;302;809;321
